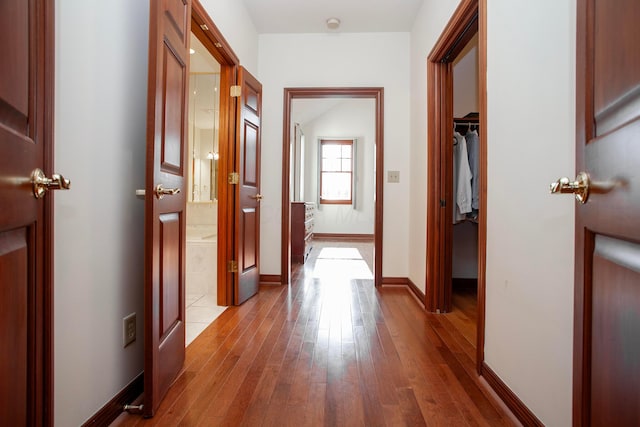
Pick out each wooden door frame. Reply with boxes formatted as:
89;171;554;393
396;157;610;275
44;0;55;422
42;2;55;425
573;0;590;423
425;0;487;373
281;88;384;286
191;0;239;306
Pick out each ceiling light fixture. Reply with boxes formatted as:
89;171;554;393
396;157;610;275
326;17;340;30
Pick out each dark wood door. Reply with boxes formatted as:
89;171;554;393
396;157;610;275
0;0;54;424
574;0;640;425
143;0;191;417
234;67;262;305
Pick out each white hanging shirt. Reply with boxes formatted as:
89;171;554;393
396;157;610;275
453;132;472;223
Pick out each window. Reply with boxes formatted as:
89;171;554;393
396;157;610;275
320;139;353;204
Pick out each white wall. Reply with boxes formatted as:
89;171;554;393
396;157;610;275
300;99;376;235
54;1;149;425
258;32;411;277
199;0;259;75
408;1;460;292
410;1;576;425
54;1;258;425
453;33;479;118
484;1;575;425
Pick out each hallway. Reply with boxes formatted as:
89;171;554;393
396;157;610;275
114;242;513;426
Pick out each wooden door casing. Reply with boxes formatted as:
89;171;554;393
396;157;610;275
574;0;640;425
280;87;385;288
0;0;54;424
235;67;262;305
144;0;191;417
190;0;240;307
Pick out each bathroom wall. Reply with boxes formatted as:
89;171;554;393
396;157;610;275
187;202;218;226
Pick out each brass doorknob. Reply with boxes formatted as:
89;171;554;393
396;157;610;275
31;168;71;199
550;172;620;204
550;172;591;203
250;194;263;201
155;184;181;199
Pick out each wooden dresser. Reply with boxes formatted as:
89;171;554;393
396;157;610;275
291;202;314;263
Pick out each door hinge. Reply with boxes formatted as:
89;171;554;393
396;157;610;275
230;85;241;97
439;199;446;207
228;172;239;185
228;260;238;273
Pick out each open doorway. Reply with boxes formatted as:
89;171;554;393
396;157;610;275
289;99;376;278
449;33;480;354
281;88;384;287
426;0;487;373
184;33;226;345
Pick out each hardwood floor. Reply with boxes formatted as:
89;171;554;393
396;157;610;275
448;283;479;352
112;242;513;426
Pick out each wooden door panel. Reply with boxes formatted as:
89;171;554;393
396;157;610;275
242;208;257;272
235;67;261;305
165;0;189;43
0;228;29;425
576;0;640;424
590;235;640;425
0;0;28;119
583;120;640;234
144;0;190;417
243;122;258;185
593;1;640;119
0;0;51;424
244;87;259;115
0;0;38;224
161;43;187;173
160;213;182;336
0;125;39;231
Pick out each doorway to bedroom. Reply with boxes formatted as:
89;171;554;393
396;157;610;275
281;88;384;288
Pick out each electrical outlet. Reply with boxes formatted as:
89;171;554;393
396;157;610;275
123;313;136;347
387;170;400;183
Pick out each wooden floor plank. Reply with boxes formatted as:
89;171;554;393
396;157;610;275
112;241;514;427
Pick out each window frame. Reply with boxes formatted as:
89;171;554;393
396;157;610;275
319;139;354;205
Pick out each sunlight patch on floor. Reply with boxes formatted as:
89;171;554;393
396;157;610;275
312;247;373;280
317;247;363;260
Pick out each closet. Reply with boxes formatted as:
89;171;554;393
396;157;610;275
450;34;479;325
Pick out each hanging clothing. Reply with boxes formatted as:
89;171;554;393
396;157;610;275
453;131;472;223
466;129;480;211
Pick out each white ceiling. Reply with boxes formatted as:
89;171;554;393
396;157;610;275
190;34;220;73
241;0;425;34
191;1;428;130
